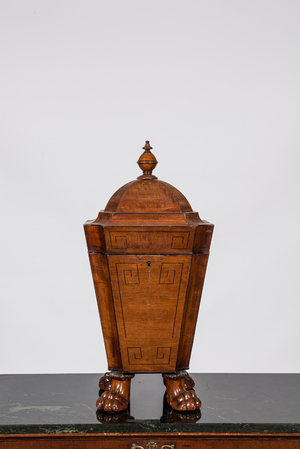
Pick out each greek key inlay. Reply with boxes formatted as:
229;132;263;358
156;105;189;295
127;347;171;365
108;230;191;253
116;263;140;284
159;263;183;284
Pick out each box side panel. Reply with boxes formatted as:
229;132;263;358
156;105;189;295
88;253;122;371
176;252;210;370
193;223;214;253
84;224;106;253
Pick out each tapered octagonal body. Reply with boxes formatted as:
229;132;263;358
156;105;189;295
84;142;213;374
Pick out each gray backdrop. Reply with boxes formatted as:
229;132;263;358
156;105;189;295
1;0;299;374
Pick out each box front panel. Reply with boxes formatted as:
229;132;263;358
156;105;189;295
108;254;191;372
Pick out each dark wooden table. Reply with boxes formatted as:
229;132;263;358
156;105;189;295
0;373;300;448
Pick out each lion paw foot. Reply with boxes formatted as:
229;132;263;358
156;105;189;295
164;374;201;411
167;387;201;411
96;390;129;412
96;377;131;412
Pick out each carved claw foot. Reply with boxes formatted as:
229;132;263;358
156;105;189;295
99;372;112;391
163;371;201;411
183;372;195;390
96;372;134;412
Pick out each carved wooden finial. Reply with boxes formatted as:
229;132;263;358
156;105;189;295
137;140;158;180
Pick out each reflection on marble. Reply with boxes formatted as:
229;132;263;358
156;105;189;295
0;373;300;434
161;396;202;423
95;393;202;424
96;408;133;424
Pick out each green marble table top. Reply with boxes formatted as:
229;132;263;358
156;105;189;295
0;373;300;434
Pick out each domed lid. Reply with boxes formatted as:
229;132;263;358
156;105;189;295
104;141;193;214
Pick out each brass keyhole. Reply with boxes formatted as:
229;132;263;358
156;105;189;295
147;261;151;267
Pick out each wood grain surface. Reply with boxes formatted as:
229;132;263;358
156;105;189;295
1;433;300;448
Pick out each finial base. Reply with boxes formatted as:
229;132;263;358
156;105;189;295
137;174;158;180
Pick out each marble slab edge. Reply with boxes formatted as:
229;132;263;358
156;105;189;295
1;422;300;435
